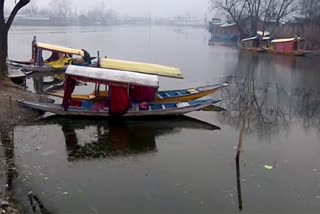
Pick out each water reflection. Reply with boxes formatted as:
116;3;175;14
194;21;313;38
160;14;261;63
0;128;51;214
218;51;320;138
31;116;220;161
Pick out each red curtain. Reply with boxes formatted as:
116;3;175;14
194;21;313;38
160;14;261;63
109;86;130;115
62;75;76;110
129;85;155;102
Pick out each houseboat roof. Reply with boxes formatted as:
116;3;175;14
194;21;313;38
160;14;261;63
262;37;271;40
35;42;85;57
271;37;303;43
241;36;257;42
100;58;183;79
257;31;270;37
220;23;236;28
66;65;159;88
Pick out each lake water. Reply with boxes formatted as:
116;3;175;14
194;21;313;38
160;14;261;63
2;25;320;213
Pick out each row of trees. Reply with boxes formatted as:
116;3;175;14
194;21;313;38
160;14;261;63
17;0;117;21
210;0;320;38
210;0;298;37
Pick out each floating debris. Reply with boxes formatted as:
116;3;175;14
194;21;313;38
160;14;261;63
62;192;69;195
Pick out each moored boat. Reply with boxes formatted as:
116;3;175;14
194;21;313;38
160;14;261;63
239;36;266;52
47;83;228;103
8;36;94;72
268;37;312;56
18;65;222;117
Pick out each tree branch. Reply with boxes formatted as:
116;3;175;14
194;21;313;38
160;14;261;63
0;0;4;24
5;0;30;31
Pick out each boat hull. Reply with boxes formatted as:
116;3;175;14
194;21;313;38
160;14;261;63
7;60;98;72
8;60;67;72
17;99;220;117
266;49;312;56
48;83;228;103
239;47;266;52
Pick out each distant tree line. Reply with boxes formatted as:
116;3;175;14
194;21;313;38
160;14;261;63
16;0;117;23
210;0;320;38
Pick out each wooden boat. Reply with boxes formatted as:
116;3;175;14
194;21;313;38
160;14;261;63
47;83;228;103
17;99;221;117
7;36;94;72
18;65;221;117
268;37;312;56
239;36;266;52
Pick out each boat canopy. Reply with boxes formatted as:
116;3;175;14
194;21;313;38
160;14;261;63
100;58;183;79
271;37;303;43
66;65;159;88
63;65;159;112
35;42;85;57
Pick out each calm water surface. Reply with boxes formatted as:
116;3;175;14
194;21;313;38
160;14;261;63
1;25;320;213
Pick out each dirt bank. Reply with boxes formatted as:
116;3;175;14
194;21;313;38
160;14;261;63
0;79;42;214
0;79;42;131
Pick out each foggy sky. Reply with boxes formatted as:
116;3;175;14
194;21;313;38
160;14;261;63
5;0;209;18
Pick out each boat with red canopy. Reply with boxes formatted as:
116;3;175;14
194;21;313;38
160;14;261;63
268;37;312;56
18;65;221;117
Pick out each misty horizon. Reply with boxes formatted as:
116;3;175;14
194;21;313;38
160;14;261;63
4;0;210;19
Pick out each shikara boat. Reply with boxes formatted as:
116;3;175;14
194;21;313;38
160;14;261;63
7;36;94;72
18;65;221;117
268;37;312;56
47;83;228;103
239;36;266;52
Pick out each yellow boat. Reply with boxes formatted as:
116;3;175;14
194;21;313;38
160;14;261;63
100;58;183;79
48;83;228;103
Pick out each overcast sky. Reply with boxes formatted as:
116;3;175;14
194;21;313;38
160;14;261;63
5;0;210;18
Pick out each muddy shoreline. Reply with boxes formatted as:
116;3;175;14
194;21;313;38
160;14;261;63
0;79;42;214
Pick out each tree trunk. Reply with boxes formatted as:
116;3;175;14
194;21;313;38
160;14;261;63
0;29;8;78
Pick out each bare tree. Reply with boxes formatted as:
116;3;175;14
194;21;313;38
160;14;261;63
299;0;320;21
210;0;298;37
0;0;30;78
20;0;38;15
210;0;248;37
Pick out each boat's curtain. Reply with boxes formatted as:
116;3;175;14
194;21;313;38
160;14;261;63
62;75;76;110
109;86;130;115
275;42;293;53
129;85;155;102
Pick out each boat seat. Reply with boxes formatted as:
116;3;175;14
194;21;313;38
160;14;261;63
175;92;182;96
176;102;190;108
187;88;198;94
157;94;163;99
162;105;166;110
164;93;171;97
148;106;152;111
